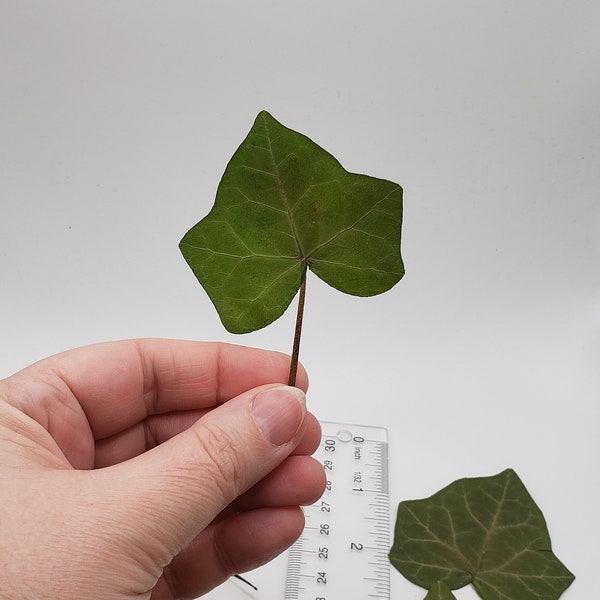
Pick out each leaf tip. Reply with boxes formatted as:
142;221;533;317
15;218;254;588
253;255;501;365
255;108;275;124
424;581;458;600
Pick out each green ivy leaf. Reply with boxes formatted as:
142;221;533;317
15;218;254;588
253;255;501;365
389;469;575;600
179;110;404;334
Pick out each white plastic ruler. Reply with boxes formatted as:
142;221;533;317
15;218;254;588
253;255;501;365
284;421;390;600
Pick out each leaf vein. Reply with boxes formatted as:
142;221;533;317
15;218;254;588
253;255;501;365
240;164;277;177
308;185;401;256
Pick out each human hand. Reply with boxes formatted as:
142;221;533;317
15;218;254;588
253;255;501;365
0;339;325;599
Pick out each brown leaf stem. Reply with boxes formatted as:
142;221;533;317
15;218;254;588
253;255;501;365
288;268;307;387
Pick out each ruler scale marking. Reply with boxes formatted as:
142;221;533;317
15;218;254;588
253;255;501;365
284;422;390;599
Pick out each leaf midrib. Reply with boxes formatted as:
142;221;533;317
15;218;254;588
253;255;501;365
262;113;305;263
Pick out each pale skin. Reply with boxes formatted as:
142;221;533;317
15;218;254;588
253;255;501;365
0;339;326;599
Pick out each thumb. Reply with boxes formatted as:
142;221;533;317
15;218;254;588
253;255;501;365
95;384;308;559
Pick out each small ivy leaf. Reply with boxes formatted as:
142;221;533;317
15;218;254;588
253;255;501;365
389;469;575;600
179;110;404;334
425;581;458;600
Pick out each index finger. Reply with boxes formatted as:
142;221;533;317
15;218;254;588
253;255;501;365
6;339;308;441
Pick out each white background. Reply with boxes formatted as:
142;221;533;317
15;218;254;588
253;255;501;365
1;2;598;598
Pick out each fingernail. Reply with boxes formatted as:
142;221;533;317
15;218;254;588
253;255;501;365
252;386;306;446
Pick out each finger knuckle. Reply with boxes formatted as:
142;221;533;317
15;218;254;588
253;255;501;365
190;422;244;501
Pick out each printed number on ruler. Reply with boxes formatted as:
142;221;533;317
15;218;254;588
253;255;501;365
285;422;390;600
